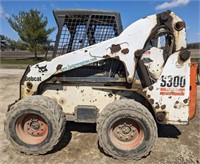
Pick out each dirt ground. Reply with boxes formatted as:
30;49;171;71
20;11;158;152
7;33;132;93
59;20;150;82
0;68;199;164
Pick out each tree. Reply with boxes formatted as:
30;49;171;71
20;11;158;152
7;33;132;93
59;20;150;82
7;9;55;58
0;35;7;51
0;34;28;51
8;40;28;51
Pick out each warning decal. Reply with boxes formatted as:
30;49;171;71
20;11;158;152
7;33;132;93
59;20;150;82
160;88;185;96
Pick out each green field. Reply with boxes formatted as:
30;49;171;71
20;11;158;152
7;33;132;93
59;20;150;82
0;57;49;68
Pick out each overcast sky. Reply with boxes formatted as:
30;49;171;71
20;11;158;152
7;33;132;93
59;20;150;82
0;0;199;43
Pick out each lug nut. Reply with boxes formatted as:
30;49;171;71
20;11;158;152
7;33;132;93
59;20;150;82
118;125;122;128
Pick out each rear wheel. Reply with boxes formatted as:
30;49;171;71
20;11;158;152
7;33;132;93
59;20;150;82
4;95;66;155
97;99;157;160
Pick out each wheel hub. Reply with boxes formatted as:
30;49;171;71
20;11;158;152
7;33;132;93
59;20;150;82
121;123;131;135
16;114;48;144
109;118;144;150
30;121;40;130
114;122;136;142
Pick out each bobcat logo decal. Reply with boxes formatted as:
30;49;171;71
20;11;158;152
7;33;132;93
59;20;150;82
35;64;48;73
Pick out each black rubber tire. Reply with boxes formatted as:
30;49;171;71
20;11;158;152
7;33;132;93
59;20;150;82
4;95;66;155
97;99;157;160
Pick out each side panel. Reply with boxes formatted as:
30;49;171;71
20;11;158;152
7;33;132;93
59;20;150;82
143;52;190;124
42;85;133;114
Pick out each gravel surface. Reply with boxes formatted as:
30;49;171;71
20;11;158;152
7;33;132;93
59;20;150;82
0;68;199;164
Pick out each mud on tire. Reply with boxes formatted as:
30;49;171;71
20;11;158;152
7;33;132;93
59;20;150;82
4;95;66;155
97;99;157;160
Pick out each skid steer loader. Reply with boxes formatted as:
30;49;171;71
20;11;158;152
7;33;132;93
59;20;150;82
5;9;198;160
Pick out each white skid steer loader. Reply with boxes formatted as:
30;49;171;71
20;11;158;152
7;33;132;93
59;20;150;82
5;10;198;160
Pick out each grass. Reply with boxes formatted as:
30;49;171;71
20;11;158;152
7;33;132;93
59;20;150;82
0;57;49;69
191;58;200;63
0;57;47;65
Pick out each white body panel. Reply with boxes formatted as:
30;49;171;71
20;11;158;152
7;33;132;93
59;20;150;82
42;86;133;113
143;52;190;124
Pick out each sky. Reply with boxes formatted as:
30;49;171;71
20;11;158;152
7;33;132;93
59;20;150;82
0;0;199;43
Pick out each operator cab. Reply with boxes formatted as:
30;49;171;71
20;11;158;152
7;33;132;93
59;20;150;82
52;9;123;57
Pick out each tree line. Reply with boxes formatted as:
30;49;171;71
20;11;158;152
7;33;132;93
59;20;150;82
187;43;200;49
0;35;28;51
0;34;54;52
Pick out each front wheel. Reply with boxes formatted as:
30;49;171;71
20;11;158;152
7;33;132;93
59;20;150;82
4;95;66;155
97;99;157;160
